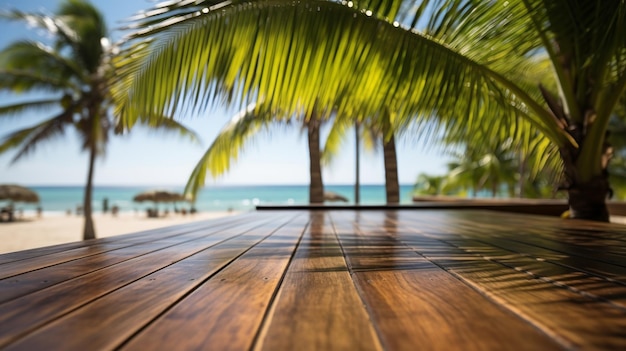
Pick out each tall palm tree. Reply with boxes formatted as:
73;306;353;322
381;112;400;204
0;0;197;239
183;102;327;204
122;0;626;221
324;111;400;204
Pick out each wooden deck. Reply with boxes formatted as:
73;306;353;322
1;209;625;350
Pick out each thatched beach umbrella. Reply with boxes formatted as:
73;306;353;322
133;190;186;203
0;184;39;203
133;190;189;217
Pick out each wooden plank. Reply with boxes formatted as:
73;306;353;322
0;213;274;304
442;236;626;307
440;236;626;306
379;210;626;350
394;210;626;283
331;211;563;351
396;210;626;268
464;235;626;282
353;270;563;351
116;214;307;351
443;210;626;251
0;213;285;348
255;212;382;351
0;214;255;279
0;213;246;265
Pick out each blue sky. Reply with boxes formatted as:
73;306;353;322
0;0;449;186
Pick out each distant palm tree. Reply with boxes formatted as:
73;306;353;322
442;136;563;199
381;113;400;204
183;102;327;204
324;111;400;204
413;173;445;197
0;0;197;239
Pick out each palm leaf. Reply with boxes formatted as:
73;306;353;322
0;111;73;163
0;41;86;91
184;103;276;198
0;99;62;117
122;0;570;152
322;116;351;166
56;0;108;72
129;115;202;145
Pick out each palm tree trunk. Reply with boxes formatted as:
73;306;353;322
567;179;610;221
83;142;97;240
561;144;610;221
354;122;360;204
383;132;400;204
307;116;324;204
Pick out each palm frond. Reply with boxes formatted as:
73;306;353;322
122;0;570;152
57;0;108;72
0;41;87;90
0;8;77;40
519;0;626;124
322;116;351;165
123;0;407;40
0;69;80;94
132;115;202;145
0;111;72;163
0;99;62;117
1;4;107;74
184;103;276;198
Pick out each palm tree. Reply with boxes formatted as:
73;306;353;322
183;102;327;204
443;152;484;197
466;145;518;198
0;0;197;239
413;173;445;196
381;112;400;204
122;0;626;221
324;111;400;204
443;134;563;199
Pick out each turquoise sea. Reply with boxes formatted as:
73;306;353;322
7;185;416;215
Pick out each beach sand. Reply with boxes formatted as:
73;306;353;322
0;211;241;254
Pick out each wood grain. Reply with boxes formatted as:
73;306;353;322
0;213;273;303
0;214;280;348
0;213;255;279
118;215;307;351
255;212;382;351
379;210;626;350
2;209;626;350
332;211;563;351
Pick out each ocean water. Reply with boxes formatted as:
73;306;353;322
6;185;416;215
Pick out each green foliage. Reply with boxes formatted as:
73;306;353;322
120;0;626;218
0;0;199;238
121;0;569;144
184;103;274;198
413;173;445;196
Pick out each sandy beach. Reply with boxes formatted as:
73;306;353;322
0;211;241;254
